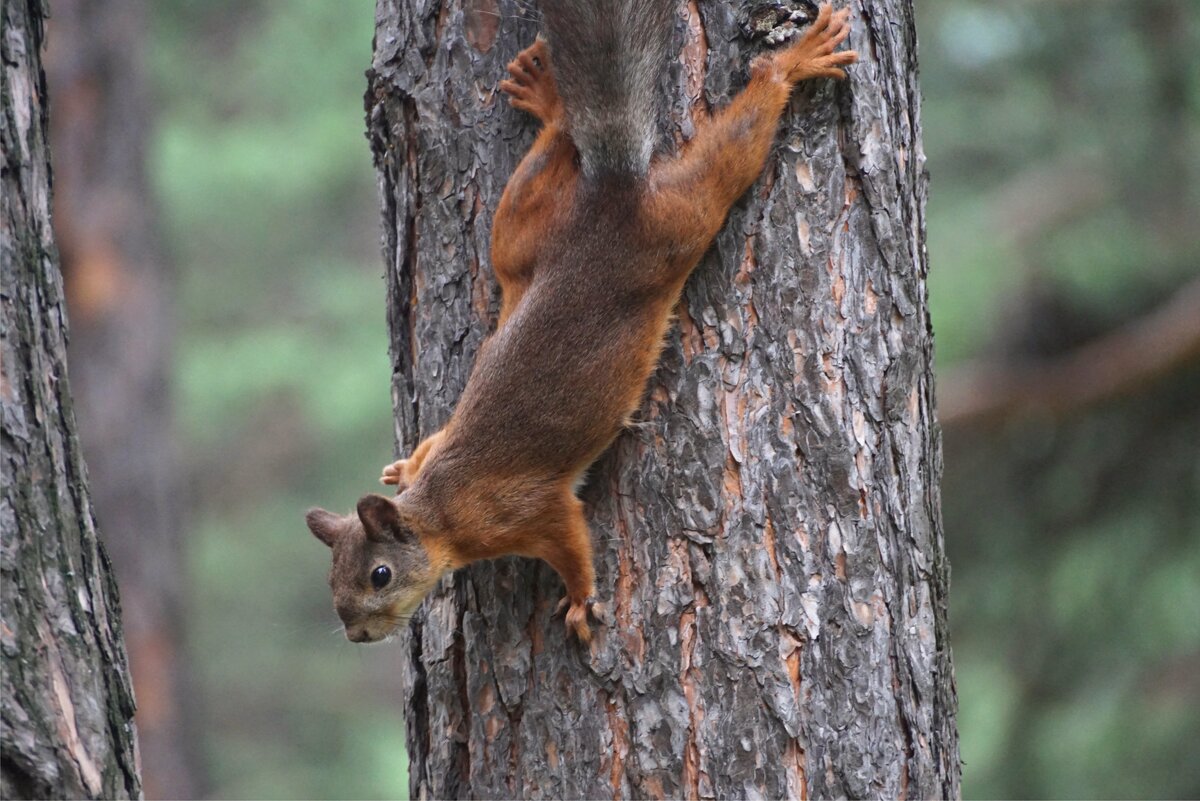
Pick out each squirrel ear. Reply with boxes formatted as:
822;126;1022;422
356;494;406;544
306;508;342;548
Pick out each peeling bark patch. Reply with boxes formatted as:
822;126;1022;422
48;633;104;796
786;736;808;800
679;609;706;800
606;694;629;801
680;0;711;131
610;479;644;664
734;236;757;286
762;511;782;581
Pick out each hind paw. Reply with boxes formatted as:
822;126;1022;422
554;594;607;644
499;39;563;124
772;3;858;83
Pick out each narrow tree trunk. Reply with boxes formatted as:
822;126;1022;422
367;1;959;798
43;2;198;797
0;1;142;799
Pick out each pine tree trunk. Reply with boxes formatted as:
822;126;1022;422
0;1;142;798
43;1;198;797
367;1;960;798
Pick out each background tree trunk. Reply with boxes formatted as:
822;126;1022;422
0;1;142;798
43;1;199;797
367;0;959;797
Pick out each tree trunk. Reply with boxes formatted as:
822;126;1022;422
0;1;142;798
43;1;198;797
367;1;959;798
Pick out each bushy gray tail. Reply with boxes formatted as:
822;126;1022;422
540;0;674;180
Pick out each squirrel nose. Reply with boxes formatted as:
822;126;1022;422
347;626;371;643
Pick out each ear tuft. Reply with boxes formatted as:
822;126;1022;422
356;494;404;543
306;508;341;548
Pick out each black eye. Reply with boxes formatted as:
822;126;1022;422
371;565;392;590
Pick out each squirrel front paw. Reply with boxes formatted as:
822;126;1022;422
554;594;607;644
499;39;563;124
379;459;413;490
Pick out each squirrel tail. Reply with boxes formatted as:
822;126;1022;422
540;0;674;181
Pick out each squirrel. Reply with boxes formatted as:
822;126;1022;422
307;1;857;643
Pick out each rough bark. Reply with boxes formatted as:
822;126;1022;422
367;0;959;798
0;1;142;798
43;2;198;797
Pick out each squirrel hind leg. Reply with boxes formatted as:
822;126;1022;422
770;4;858;83
529;495;600;642
554;595;608;643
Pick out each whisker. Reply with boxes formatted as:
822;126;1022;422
464;0;542;24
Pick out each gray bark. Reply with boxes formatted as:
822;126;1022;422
0;1;142;798
43;1;198;797
367;0;959;798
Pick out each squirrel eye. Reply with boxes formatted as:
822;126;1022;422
370;565;392;590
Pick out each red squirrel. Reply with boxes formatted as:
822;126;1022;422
307;2;857;643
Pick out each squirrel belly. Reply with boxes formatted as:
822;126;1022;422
308;3;858;644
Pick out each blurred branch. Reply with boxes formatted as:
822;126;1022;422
990;155;1111;249
939;277;1200;428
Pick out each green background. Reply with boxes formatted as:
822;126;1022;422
142;1;1200;797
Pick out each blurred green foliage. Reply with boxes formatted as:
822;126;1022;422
150;2;406;798
919;1;1200;797
144;0;1198;797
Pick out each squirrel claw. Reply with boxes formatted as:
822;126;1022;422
500;40;562;124
379;460;410;490
554;595;605;643
769;3;857;83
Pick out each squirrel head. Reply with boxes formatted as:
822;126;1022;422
305;494;445;643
